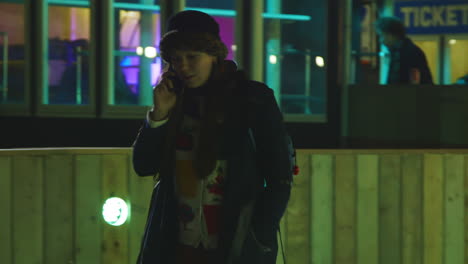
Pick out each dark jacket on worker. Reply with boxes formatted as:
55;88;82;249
387;37;433;85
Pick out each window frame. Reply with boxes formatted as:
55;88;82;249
262;3;324;123
0;0;31;116
444;34;468;85
35;0;96;118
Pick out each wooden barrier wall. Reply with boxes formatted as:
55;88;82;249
0;149;155;264
1;149;467;264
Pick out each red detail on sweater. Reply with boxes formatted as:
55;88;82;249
176;134;193;150
179;203;195;230
208;174;224;195
293;165;300;175
203;205;221;235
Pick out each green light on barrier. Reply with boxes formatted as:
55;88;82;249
102;197;129;226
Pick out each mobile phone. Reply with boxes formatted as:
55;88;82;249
168;68;183;95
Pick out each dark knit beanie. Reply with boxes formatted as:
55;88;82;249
160;10;228;62
167;10;220;38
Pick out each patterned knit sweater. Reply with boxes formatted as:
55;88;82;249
148;95;226;250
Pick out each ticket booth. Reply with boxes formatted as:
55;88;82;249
393;0;468;84
345;0;468;147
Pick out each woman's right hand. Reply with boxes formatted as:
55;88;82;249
150;72;178;121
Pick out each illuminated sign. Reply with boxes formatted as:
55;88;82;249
102;197;130;226
395;1;468;34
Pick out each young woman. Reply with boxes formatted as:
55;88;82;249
133;10;291;264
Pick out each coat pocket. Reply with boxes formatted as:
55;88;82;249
236;227;273;264
249;228;272;253
238;228;265;263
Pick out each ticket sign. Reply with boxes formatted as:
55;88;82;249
395;1;468;34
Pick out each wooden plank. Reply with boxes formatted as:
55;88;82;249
423;154;444;264
0;148;131;156
311;155;333;264
127;154;154;263
334;155;356;264
465;155;468;264
12;156;44;263
401;154;423;264
444;155;464;264
102;155;129;264
44;155;74;263
357;155;379;264
379;155;401;264
75;155;102;264
0;157;12;264
296;149;468;155
286;153;310;264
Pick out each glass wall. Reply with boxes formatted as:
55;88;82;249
0;2;26;104
0;0;332;122
263;0;325;119
112;8;160;106
351;2;381;86
47;4;91;105
448;37;468;84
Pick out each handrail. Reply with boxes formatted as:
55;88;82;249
0;147;131;156
304;49;311;113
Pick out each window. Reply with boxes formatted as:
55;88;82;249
0;0;332;122
263;0;323;122
350;2;380;86
47;5;91;105
447;36;468;84
0;2;26;105
112;8;161;106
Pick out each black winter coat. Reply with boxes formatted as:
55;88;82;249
132;79;292;264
